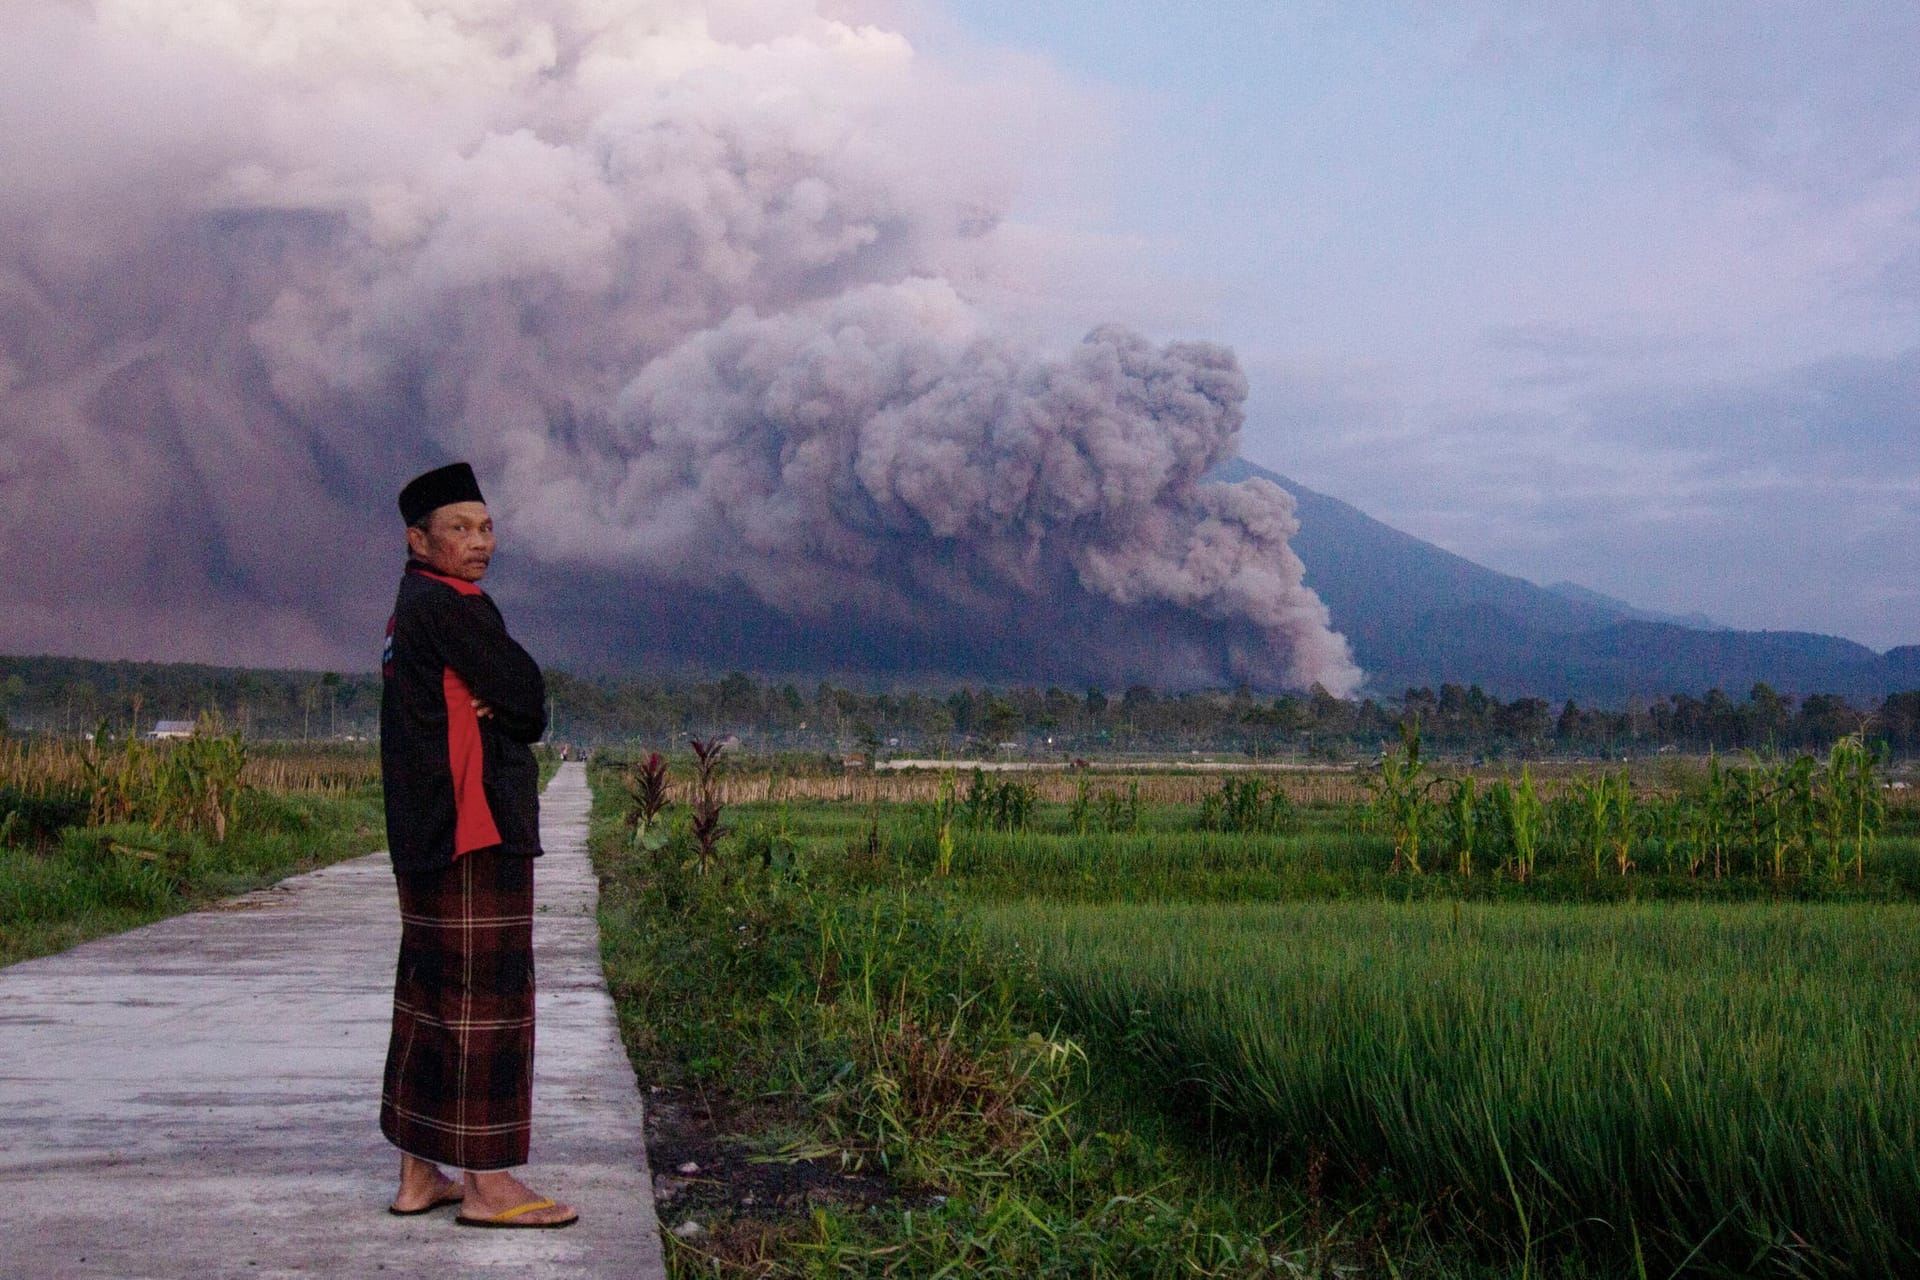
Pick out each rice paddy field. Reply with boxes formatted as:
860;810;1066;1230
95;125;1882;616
981;899;1920;1275
595;746;1920;1276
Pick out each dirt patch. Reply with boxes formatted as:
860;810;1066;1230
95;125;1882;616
645;1083;926;1239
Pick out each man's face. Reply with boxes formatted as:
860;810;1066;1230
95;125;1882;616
406;501;495;582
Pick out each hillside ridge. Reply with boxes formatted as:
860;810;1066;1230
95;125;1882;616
1219;457;1914;700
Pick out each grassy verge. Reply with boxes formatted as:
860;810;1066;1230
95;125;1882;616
1;783;385;967
590;772;1504;1277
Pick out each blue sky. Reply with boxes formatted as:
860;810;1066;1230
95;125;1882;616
927;1;1920;649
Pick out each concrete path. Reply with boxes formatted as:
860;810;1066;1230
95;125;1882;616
0;762;665;1279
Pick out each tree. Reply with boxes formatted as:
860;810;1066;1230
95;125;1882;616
980;696;1021;744
321;672;342;738
1747;682;1791;746
853;719;881;766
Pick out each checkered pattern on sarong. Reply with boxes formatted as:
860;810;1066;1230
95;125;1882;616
380;849;535;1171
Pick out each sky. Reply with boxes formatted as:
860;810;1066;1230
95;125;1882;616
922;0;1920;650
0;0;1912;689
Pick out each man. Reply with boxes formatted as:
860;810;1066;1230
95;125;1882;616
378;461;576;1228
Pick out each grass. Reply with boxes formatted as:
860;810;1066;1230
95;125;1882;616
589;752;1920;1276
982;899;1920;1275
1;739;565;969
590;767;1549;1277
0;783;385;967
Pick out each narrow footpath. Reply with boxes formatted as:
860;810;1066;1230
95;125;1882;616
0;762;666;1280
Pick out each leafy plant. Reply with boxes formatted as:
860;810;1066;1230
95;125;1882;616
689;737;729;874
1442;775;1478;876
1197;776;1295;835
1097;781;1140;834
1368;719;1439;874
930;773;957;878
622;751;673;856
1823;732;1886;880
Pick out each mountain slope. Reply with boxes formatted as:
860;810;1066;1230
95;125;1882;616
1218;458;1915;701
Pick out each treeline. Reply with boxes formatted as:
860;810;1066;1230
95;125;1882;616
544;672;1920;758
0;655;377;742
5;654;1918;757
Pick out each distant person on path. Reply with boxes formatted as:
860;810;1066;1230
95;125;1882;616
377;461;576;1228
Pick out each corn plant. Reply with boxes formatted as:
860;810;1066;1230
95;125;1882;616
1368;720;1438;874
963;771;1037;832
1757;756;1816;880
1098;782;1141;835
1822;733;1885;881
1198;776;1293;835
1696;753;1730;878
79;715;246;841
1495;768;1543;883
154;715;246;842
1442;776;1478;876
962;767;991;829
1568;773;1612;878
930;773;957;878
1067;777;1093;836
1606;770;1634;874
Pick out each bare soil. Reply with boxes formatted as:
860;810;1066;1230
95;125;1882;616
644;1083;918;1236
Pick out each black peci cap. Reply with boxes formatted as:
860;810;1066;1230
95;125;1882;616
398;462;486;525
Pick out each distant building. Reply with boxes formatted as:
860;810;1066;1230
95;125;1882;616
147;720;195;741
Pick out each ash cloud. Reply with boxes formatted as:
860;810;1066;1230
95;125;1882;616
0;1;1359;694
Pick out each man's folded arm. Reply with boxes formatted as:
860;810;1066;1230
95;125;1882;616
427;594;549;743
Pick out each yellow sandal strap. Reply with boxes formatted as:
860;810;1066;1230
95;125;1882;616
488;1198;556;1223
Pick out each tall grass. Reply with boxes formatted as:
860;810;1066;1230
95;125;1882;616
585;766;1468;1277
984;898;1920;1274
2;736;378;803
1;785;384;966
1;733;385;966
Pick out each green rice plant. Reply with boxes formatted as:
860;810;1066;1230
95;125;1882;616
3;785;384;967
984;899;1920;1275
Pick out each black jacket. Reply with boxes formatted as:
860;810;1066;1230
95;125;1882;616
380;561;547;876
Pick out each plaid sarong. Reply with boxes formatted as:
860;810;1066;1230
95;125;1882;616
379;849;535;1171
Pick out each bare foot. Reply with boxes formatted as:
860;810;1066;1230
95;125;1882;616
459;1169;578;1227
391;1153;464;1214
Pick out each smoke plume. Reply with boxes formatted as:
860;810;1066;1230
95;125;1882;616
0;1;1360;694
